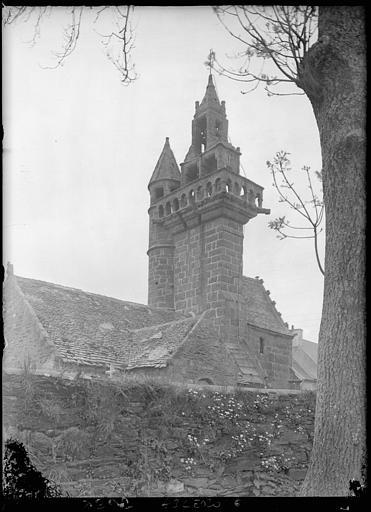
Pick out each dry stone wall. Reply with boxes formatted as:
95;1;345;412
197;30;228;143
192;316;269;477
3;373;315;497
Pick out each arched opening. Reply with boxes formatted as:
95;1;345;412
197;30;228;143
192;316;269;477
198;377;214;385
189;189;195;204
214;178;221;193
165;202;172;216
248;189;255;204
256;193;262;208
240;185;247;199
259;337;265;354
226;180;232;193
215;119;222;138
173;197;180;212
197;185;204;201
206;182;213;197
234;182;241;196
180;194;187;208
158;205;164;218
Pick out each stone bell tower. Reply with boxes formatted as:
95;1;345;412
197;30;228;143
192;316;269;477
148;74;269;326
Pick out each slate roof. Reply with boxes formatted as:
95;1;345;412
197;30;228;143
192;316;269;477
292;342;317;381
240;277;291;336
15;276;190;371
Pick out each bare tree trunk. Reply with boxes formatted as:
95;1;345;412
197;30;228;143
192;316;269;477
300;6;366;496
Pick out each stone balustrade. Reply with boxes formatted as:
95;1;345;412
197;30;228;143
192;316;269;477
154;168;264;219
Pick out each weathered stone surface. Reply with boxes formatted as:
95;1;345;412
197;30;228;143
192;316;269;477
3;373;314;498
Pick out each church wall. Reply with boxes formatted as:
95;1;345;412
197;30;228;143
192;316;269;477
244;324;292;388
167;316;238;386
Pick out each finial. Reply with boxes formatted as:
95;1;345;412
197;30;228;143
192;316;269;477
205;49;215;78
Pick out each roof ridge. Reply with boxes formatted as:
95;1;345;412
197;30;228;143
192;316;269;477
15;275;186;314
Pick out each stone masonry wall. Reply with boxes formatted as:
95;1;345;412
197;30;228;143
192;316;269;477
3;373;315;497
148;213;175;309
167;315;238;386
244;324;292;389
173;217;243;323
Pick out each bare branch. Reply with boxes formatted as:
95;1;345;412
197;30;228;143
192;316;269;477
3;6;137;85
268;151;325;275
213;5;318;97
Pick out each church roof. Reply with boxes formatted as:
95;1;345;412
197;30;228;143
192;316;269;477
149;137;180;185
240;277;291;336
13;276;192;371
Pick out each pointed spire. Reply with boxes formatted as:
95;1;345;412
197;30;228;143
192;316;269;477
149;137;180;185
198;73;221;111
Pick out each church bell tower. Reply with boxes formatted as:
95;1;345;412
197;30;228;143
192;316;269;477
148;74;269;321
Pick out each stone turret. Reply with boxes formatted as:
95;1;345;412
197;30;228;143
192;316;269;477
147;138;180;309
147;74;270;324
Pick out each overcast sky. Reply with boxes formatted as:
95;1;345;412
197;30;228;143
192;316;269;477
3;6;323;342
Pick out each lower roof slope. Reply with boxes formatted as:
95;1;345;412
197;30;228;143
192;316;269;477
14;276;190;370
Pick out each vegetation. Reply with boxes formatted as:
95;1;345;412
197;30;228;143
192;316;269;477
4;372;315;496
267;151;324;275
2;439;62;498
214;5;366;495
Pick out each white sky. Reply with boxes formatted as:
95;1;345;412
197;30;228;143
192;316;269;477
3;6;324;342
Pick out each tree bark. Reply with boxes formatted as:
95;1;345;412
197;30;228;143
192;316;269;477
300;6;366;496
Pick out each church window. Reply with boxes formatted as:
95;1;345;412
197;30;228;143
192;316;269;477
189;189;195;203
173;197;179;211
214;178;221;192
241;185;247;198
226;179;232;193
197;186;204;200
158;205;164;218
234;182;241;195
215;120;221;137
180;194;187;208
195;116;207;153
206;182;213;197
165;202;172;216
259;337;265;354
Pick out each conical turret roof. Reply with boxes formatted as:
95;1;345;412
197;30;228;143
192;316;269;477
149;137;180;185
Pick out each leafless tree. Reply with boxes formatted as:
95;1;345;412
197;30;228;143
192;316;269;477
212;5;318;96
2;6;137;84
267;151;324;275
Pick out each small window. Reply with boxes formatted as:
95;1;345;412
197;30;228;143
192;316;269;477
259;337;264;354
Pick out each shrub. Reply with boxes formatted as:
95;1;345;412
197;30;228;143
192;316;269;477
2;439;62;498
